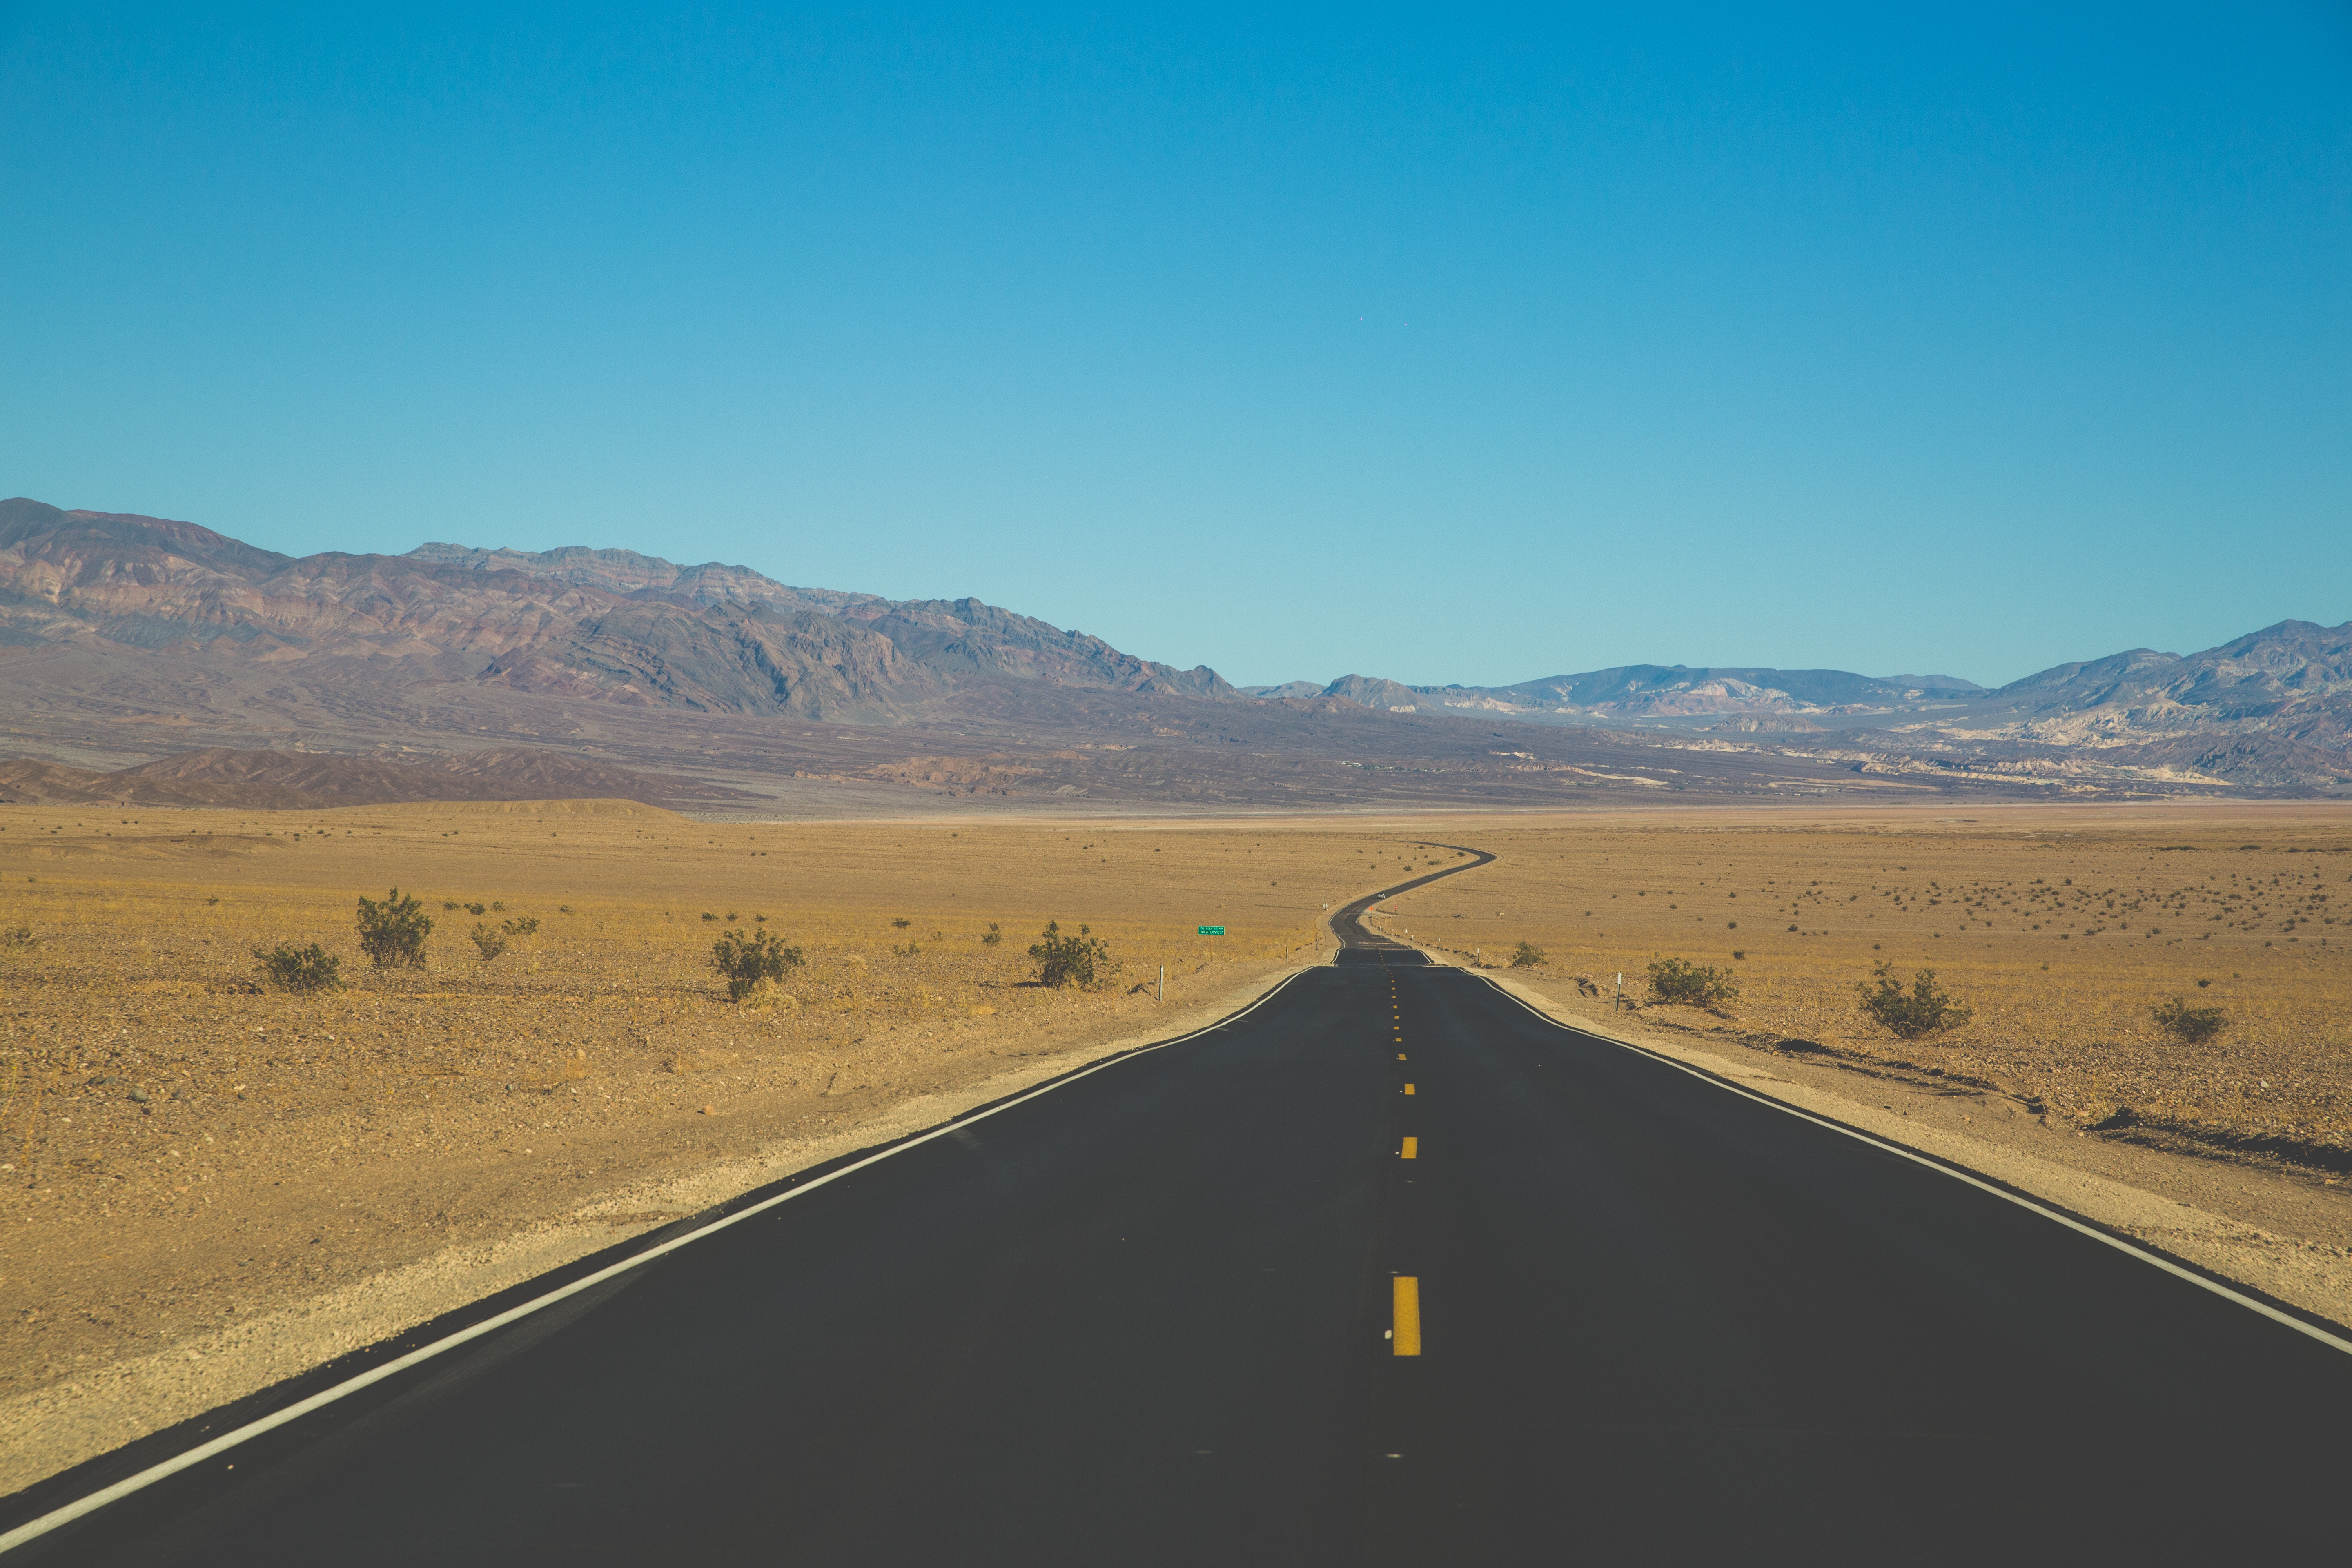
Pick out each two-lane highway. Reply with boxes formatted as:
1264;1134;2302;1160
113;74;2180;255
9;850;2351;1562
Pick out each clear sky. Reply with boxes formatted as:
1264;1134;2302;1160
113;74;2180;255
3;4;2346;689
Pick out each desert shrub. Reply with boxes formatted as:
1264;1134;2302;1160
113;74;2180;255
254;943;343;993
472;922;508;962
1509;941;1546;969
1856;963;1971;1039
464;902;486;916
713;927;805;1001
702;911;718;922
1;926;35;954
356;888;432;969
442;900;460;911
1029;921;1111;989
501;915;540;938
893;941;921;957
1648;956;1739;1008
2151;996;2227;1044
982;923;1002;946
891;917;911;929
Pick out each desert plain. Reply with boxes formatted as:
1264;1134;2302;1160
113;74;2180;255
2;796;2350;1492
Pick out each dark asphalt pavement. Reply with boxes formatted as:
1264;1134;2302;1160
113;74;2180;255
12;853;2352;1563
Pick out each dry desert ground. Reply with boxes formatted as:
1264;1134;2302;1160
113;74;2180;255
3;797;2350;1492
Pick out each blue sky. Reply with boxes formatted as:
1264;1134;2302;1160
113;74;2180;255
3;4;2345;689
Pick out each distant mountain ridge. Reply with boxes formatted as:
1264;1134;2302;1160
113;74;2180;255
1257;666;1987;722
0;498;1231;721
0;497;2343;793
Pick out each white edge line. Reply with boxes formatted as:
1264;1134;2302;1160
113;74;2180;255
1472;974;2352;1359
0;969;1314;1554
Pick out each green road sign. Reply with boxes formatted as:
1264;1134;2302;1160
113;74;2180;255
1197;925;1225;936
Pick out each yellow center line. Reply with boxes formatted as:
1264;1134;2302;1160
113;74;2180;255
1401;1136;1417;1159
1403;1083;1415;1095
1392;1277;1422;1355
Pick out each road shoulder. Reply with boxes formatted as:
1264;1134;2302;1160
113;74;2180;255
1457;957;2352;1334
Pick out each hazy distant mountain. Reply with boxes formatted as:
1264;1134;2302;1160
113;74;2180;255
1244;628;2351;790
0;496;2341;797
1250;665;1987;725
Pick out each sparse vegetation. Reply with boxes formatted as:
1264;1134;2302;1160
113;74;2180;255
1509;940;1546;969
1029;921;1111;989
1;926;35;955
355;888;432;969
982;922;1002;946
1648;956;1739;1008
0;806;1348;1459
471;922;508;962
253;943;343;993
891;917;911;929
2152;996;2227;1044
1856;963;1971;1039
713;927;805;1001
463;901;486;915
501;915;540;939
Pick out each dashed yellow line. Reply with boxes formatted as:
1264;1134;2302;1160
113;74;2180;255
1392;1277;1422;1355
1403;1083;1415;1096
1401;1136;1417;1160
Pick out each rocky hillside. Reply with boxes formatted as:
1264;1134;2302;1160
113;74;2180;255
0;499;1232;722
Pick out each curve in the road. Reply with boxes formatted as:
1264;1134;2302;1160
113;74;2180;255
1330;840;1495;949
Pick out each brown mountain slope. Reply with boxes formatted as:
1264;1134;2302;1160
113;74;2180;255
0;748;738;809
0;501;1233;721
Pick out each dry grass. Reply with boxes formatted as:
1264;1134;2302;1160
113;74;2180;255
1377;802;2352;1172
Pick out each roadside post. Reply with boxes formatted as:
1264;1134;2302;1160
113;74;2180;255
1159;964;1165;1003
1614;972;1622;1011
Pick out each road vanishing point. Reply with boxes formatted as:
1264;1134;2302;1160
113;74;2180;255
8;847;2352;1562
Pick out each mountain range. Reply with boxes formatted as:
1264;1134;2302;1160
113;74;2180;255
0;496;2344;805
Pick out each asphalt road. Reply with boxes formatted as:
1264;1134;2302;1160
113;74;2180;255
12;852;2352;1562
